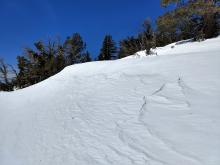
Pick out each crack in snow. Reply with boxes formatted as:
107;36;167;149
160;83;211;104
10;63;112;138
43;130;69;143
138;95;202;165
150;78;191;109
178;77;191;108
115;121;162;165
151;84;166;96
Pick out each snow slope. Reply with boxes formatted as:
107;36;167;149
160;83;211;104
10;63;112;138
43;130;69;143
0;37;220;165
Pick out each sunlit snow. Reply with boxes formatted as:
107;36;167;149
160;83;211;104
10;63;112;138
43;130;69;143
0;37;220;165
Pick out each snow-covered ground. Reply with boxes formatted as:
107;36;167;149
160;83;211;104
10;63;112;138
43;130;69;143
0;37;220;165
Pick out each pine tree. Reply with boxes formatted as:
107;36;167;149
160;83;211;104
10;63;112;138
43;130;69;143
118;37;142;58
118;19;155;58
0;59;11;91
81;51;92;63
157;0;220;42
56;44;65;72
64;33;86;64
98;35;117;60
16;56;31;88
14;35;90;89
138;19;156;54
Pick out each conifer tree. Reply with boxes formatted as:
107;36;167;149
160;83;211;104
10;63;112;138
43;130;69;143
14;35;90;89
64;33;86;64
56;44;65;72
118;19;155;58
157;0;220;43
81;51;92;63
0;59;11;90
98;35;117;60
138;19;156;54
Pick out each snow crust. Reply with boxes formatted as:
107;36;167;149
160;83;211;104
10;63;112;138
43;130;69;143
0;37;220;165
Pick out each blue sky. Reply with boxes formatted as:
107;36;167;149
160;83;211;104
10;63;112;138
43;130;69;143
0;0;167;64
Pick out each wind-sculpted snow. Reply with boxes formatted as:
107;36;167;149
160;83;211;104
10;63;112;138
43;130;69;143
0;37;220;165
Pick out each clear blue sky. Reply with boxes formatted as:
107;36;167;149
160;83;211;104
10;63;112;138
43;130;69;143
0;0;167;64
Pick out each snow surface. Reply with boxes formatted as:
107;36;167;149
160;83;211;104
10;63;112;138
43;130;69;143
0;37;220;165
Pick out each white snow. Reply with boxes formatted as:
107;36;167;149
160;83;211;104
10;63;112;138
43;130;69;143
0;37;220;165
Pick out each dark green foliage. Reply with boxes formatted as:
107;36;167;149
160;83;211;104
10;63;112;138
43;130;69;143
138;19;156;54
56;45;66;72
156;11;179;46
98;35;117;60
118;19;155;58
81;51;92;63
0;33;91;91
64;33;86;65
0;59;15;91
0;59;9;85
1;1;220;91
16;56;31;88
13;34;91;89
118;37;142;58
160;0;184;7
157;0;220;45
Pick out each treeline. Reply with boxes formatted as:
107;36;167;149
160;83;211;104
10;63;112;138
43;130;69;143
1;0;219;91
1;33;91;90
16;33;92;89
119;0;220;57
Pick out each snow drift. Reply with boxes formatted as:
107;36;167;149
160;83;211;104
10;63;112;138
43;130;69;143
0;37;220;165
